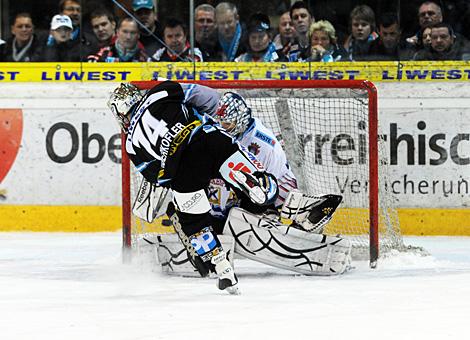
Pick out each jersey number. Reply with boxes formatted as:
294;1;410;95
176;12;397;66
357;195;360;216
129;111;169;159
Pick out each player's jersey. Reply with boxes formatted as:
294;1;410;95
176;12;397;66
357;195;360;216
209;117;297;216
126;81;220;186
238;118;294;183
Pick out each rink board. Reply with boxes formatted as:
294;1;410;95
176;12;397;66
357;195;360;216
0;81;469;234
0;205;469;236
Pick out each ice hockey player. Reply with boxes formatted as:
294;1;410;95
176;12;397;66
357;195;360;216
108;81;279;295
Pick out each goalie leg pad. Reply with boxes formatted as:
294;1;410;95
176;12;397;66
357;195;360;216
224;207;352;275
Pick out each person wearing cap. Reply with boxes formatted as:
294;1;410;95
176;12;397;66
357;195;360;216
87;17;148;62
235;13;282;62
38;14;82;61
215;2;246;61
57;0;98;59
150;18;203;62
132;0;163;56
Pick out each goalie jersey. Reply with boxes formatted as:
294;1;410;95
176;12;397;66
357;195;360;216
125;81;221;185
238;117;295;186
209;117;297;216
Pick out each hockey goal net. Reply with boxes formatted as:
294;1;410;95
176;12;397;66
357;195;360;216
121;80;408;267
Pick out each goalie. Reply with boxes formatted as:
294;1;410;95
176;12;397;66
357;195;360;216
108;80;279;295
208;93;349;275
209;91;342;235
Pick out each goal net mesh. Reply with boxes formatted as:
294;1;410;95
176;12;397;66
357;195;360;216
126;81;410;262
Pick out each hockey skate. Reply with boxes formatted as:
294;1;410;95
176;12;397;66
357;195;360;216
211;253;240;295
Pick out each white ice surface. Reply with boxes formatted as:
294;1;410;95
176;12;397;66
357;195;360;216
1;233;470;340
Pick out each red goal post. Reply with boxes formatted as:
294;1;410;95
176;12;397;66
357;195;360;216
122;80;389;266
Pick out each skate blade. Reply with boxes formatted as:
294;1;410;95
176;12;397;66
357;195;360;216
225;284;241;295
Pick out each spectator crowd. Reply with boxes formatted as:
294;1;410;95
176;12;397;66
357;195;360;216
1;0;470;62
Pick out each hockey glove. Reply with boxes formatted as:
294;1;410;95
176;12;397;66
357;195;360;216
231;170;278;206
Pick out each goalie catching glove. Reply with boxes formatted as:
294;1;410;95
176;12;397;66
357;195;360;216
280;191;342;234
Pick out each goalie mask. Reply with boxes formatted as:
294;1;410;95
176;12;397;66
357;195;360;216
107;83;143;131
216;92;252;138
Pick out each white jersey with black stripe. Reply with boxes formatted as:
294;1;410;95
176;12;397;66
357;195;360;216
209;117;297;216
237;118;297;205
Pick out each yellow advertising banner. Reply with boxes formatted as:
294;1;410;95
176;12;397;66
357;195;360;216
1;61;470;82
